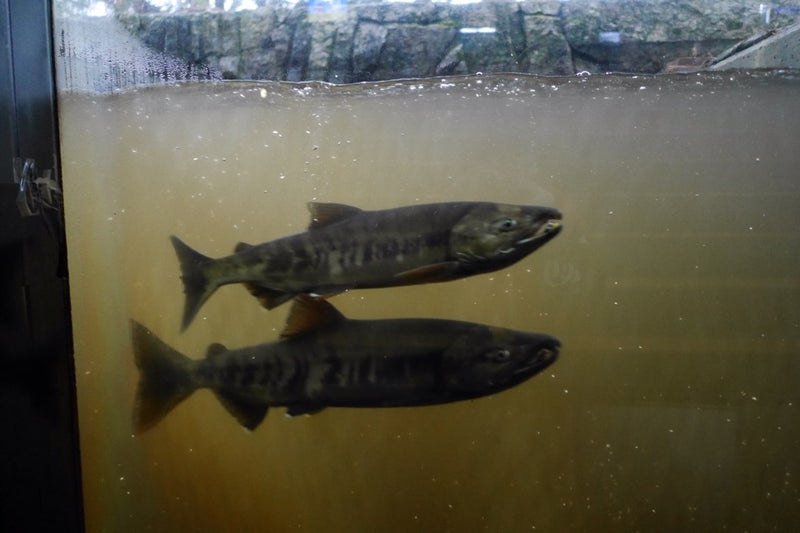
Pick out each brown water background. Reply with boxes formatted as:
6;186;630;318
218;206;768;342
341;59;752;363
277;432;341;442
60;73;800;531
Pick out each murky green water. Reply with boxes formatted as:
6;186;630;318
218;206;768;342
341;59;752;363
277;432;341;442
60;72;800;532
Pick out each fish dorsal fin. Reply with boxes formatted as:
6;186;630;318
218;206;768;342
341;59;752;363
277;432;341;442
307;202;363;229
206;343;228;358
234;241;254;253
280;295;346;339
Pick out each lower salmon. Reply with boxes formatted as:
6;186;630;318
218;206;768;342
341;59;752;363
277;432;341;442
132;296;560;433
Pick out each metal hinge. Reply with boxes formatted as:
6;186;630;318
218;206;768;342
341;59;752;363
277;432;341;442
13;157;62;217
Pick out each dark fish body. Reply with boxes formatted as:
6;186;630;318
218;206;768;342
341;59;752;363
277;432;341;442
172;201;562;331
132;296;560;433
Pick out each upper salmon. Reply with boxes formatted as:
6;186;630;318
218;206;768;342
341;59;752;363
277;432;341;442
171;201;563;331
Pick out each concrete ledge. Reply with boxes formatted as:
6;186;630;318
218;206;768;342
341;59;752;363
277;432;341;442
711;22;800;70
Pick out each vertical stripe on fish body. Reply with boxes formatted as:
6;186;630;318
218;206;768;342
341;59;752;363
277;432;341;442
234;202;476;289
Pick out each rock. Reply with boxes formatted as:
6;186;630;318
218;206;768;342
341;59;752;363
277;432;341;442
523;15;573;75
329;20;359;83
352;22;388;80
372;23;457;80
111;1;799;82
435;43;468;76
307;20;339;81
457;1;526;74
286;5;312;81
560;0;771;73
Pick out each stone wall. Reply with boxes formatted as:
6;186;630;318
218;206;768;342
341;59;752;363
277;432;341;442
115;0;799;82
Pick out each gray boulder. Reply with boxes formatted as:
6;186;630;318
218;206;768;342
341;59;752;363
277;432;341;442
110;0;800;83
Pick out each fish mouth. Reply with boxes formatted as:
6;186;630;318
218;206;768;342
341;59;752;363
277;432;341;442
498;218;562;255
516;217;563;246
513;345;560;375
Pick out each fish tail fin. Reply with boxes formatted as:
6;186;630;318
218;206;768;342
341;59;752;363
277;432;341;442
170;235;216;332
131;321;197;434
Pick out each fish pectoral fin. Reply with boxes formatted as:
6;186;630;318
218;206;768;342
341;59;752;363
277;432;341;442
394;262;461;285
307;202;363;229
243;282;295;310
285;404;326;417
213;388;269;431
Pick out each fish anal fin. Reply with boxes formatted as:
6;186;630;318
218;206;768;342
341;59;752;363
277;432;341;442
206;343;227;358
394;262;460;285
307;202;363;229
280;295;346;339
286;404;326;417
213;388;269;431
243;282;295;310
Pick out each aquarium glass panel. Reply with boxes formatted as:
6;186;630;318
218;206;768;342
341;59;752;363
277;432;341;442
53;1;800;531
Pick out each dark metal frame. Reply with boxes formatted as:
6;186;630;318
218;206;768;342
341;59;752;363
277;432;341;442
0;1;83;531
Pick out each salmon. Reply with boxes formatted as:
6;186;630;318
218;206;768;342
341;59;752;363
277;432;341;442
132;296;560;433
171;201;562;331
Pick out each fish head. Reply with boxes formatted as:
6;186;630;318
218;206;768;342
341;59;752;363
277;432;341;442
449;203;562;269
442;327;560;395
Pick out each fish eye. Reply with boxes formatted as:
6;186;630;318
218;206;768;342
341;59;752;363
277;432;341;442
485;349;511;362
496;218;517;232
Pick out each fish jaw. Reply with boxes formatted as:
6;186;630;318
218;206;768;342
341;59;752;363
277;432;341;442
511;342;560;378
511;215;562;250
450;204;562;269
442;329;560;395
498;216;563;262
